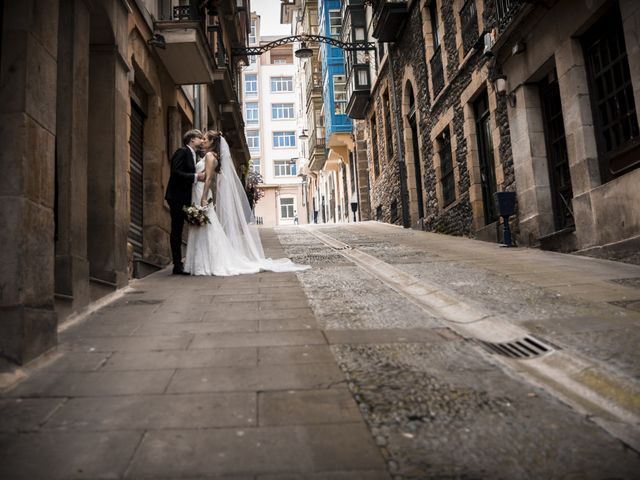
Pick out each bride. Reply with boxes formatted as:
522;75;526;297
184;130;309;276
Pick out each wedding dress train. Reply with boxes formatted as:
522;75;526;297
184;140;309;276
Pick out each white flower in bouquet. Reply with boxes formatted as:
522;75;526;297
183;203;211;226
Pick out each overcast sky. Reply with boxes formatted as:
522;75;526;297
253;0;292;36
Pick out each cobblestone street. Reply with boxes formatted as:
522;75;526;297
2;223;640;479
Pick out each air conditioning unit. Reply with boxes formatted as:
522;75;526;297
482;30;496;56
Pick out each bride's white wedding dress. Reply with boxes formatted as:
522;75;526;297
184;139;309;276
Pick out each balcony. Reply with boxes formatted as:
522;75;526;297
371;0;409;43
345;65;370;119
153;2;217;85
494;0;526;32
221;101;250;164
308;133;327;171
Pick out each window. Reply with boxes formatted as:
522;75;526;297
334;75;347;115
249;19;257;44
273;131;296;148
460;0;478;56
429;0;440;50
271;76;293;92
247;130;260;151
371;116;380;177
272;103;295;119
329;9;341;39
245;102;259;124
245;74;257;95
249;55;257;67
438;129;456;207
250;158;261;174
274;160;297;176
383;92;393;161
280;197;295;218
583;4;640;180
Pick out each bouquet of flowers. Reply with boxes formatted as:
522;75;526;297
183;203;211;226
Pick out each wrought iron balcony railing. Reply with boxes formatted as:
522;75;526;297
495;0;526;31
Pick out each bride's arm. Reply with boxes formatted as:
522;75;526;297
200;152;216;206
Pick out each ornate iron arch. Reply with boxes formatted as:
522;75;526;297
231;34;376;56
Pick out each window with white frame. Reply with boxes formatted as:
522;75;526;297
272;103;295;119
279;197;295;218
245;102;259;123
247;130;260;151
245;74;257;95
250;158;261;174
329;9;341;39
273;131;296;148
271;76;293;92
274;160;297;176
249;19;257;44
249;55;257;67
333;75;347;115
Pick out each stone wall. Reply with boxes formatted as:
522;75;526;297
363;0;515;239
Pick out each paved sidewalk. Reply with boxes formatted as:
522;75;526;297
0;229;389;479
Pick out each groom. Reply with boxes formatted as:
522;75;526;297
165;129;205;275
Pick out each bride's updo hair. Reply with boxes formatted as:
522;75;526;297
205;130;222;173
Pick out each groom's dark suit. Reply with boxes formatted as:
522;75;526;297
165;146;197;272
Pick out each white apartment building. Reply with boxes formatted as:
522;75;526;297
242;15;308;226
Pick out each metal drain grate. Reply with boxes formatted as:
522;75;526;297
477;335;555;359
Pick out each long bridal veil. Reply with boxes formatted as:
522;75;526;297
216;137;265;262
216;137;309;272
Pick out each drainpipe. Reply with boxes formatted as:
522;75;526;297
387;45;410;228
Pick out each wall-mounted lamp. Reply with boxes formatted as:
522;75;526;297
512;41;526;55
492;74;507;95
298;129;309;140
148;33;166;49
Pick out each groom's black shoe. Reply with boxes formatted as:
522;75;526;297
172;266;190;275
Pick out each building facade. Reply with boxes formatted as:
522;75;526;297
0;0;250;365
243;15;308;226
493;0;640;255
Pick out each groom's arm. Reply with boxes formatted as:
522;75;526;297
170;148;198;183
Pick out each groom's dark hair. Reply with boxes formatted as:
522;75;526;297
183;129;203;145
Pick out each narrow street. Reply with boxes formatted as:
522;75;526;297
1;222;640;479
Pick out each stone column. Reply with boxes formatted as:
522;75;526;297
0;0;60;364
555;37;601;247
55;0;91;319
507;85;554;245
87;38;130;291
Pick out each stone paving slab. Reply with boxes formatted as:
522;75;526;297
101;348;258;370
126;424;386;478
258;389;361;426
258;346;336;365
133;319;259;335
43;393;257;431
63;334;192;352
7;369;175;397
203;307;316;322
189;331;326;349
0;431;142;479
166;363;345;393
0;398;65;432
